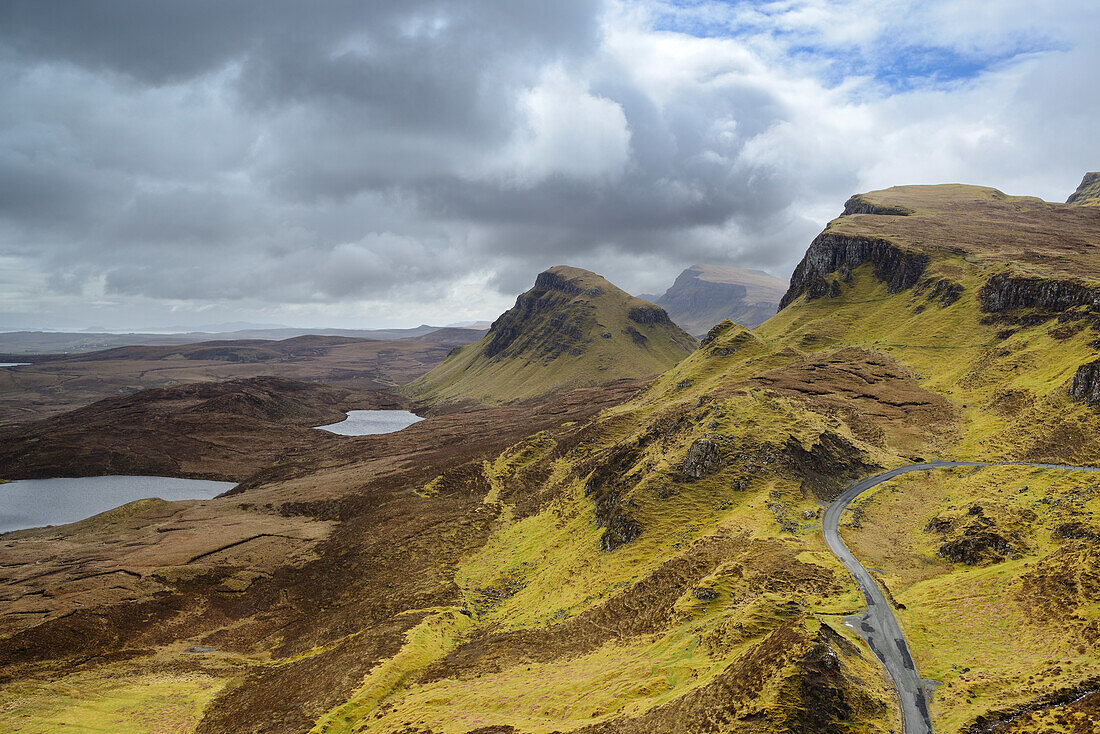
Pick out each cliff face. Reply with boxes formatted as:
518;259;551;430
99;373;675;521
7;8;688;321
978;272;1100;317
781;179;1100;314
653;264;787;335
482;270;598;360
842;194;914;216
779;234;927;309
405;265;697;405
1071;360;1100;406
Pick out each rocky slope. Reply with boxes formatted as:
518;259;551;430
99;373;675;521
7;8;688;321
651;264;787;334
1067;171;1100;206
405;265;697;405
2;179;1100;734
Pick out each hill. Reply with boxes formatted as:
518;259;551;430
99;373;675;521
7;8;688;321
3;179;1100;733
652;264;788;334
1068;171;1100;206
405;265;697;405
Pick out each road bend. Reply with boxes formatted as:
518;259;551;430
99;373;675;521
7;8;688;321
822;460;1100;734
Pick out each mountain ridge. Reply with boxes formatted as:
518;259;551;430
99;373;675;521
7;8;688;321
652;264;787;335
405;265;697;406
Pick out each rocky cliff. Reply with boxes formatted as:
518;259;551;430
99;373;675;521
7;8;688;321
779;233;928;309
1071;360;1100;406
978;272;1100;319
780;181;1100;312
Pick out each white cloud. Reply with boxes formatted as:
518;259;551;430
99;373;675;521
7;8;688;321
482;67;632;186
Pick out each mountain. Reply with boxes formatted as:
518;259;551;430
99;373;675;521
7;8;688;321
1067;171;1100;206
4;179;1100;734
405;265;697;405
651;264;787;335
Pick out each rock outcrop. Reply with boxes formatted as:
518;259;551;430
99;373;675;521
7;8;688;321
779;234;927;309
1071;360;1100;406
842;194;914;217
979;272;1100;317
584;436;650;551
680;438;723;479
784;431;877;500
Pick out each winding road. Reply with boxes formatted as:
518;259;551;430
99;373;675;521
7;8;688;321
823;460;1100;734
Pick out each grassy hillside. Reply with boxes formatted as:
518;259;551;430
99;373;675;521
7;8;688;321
1067;172;1100;206
306;182;1100;733
405;266;698;406
3;181;1100;733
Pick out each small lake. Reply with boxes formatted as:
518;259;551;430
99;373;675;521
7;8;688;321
0;476;237;534
0;363;30;368
314;410;424;436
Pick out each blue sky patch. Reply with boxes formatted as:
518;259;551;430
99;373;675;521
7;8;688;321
648;0;1058;91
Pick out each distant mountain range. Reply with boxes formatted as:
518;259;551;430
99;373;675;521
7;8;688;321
0;324;487;355
645;263;788;336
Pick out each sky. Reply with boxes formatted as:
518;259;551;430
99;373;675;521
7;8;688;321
1;0;1098;331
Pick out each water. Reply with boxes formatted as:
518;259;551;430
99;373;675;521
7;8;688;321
0;363;29;368
314;409;423;436
0;476;236;534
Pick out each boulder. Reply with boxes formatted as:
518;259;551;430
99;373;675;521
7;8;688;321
1071;360;1100;406
681;438;723;479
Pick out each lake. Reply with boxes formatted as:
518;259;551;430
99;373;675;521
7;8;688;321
314;409;424;436
0;363;30;368
0;476;237;534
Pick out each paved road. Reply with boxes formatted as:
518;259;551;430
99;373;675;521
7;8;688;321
823;460;1100;734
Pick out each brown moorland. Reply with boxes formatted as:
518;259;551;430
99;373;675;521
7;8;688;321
0;376;404;481
0;334;464;425
0;380;646;732
829;184;1100;280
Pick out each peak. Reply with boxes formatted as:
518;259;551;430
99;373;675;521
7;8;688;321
533;266;610;297
1067;172;1100;206
543;264;597;278
406;265;695;405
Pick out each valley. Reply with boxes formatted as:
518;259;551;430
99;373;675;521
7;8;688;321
1;177;1100;733
0;332;479;425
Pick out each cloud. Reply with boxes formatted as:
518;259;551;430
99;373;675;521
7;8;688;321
0;0;1097;329
482;67;633;186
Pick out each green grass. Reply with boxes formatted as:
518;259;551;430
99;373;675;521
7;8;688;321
325;253;1100;730
0;666;228;733
840;466;1100;732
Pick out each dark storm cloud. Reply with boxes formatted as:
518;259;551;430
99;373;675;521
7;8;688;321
1;0;1096;329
